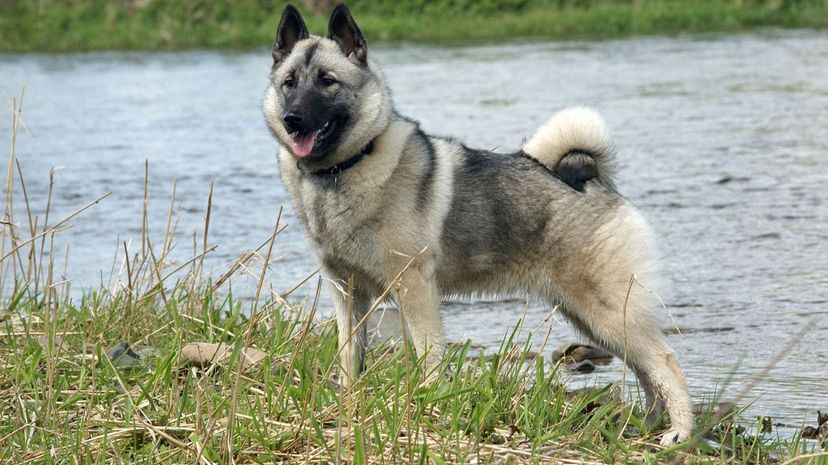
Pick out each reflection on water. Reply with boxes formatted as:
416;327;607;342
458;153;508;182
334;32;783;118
1;29;826;433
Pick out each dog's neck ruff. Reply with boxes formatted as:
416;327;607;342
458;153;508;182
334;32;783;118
307;141;375;177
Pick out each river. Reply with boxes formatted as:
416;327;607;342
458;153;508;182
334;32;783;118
1;29;826;435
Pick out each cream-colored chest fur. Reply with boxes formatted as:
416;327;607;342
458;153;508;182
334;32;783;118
277;120;450;279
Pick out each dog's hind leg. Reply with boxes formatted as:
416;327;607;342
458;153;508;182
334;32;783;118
550;204;693;444
633;365;665;428
634;344;693;445
558;285;693;446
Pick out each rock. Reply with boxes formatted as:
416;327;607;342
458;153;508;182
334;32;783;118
663;326;735;335
669;303;702;308
751;232;781;240
135;346;160;360
36;334;67;353
106;341;143;367
714;422;746;437
1;314;42;332
622;426;642;438
760;416;773;434
716;176;750;184
569;359;595;373
179;342;266;371
552;342;613;365
102;342;160;367
801;423;826;440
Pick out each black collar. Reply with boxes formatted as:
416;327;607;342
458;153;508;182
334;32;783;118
309;141;374;177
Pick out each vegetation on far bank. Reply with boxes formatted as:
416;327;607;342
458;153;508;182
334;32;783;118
1;0;828;53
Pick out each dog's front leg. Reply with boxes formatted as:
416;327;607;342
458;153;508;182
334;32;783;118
330;280;370;389
395;266;445;382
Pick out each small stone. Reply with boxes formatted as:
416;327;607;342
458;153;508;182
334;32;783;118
106;341;142;367
2;314;41;332
180;342;266;371
663;326;735;335
552;341;613;365
716;176;750;184
36;335;67;353
802;426;819;439
751;232;781;240
622;426;642;438
569;359;595;373
760;416;772;434
106;341;130;360
134;346;160;360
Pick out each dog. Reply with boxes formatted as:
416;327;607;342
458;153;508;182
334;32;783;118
262;3;693;445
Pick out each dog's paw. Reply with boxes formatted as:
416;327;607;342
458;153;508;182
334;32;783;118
659;429;689;447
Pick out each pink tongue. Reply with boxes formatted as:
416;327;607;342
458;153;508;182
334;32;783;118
291;131;320;158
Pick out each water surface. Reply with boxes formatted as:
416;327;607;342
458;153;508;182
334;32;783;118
1;30;826;433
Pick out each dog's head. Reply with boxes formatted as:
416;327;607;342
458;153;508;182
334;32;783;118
263;4;392;169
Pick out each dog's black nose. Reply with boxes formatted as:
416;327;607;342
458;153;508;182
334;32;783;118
282;111;304;132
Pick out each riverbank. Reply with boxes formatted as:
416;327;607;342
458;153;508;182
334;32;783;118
3;278;826;463
1;0;827;52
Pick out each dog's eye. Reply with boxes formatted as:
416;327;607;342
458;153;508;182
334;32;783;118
321;77;337;87
283;78;295;89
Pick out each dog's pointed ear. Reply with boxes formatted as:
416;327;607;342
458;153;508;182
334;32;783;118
327;4;367;64
273;4;309;65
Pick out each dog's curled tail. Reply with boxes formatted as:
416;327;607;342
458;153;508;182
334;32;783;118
522;106;615;191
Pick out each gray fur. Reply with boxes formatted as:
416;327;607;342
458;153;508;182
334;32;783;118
262;4;693;446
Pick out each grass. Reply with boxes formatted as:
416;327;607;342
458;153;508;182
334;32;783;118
1;95;828;463
1;0;828;52
6;286;826;464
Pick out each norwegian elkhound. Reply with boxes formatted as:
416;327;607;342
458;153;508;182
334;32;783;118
262;4;693;444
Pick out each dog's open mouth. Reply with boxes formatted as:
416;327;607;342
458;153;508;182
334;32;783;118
290;119;336;158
